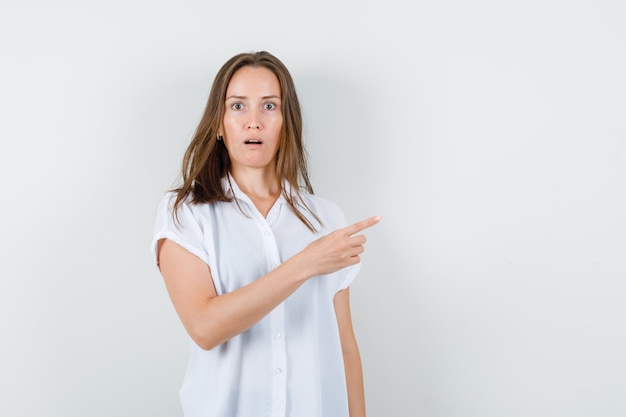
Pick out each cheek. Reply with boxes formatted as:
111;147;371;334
268;115;283;133
222;114;237;130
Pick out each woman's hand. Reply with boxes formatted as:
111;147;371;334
295;216;381;277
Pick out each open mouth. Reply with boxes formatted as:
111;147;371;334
244;139;262;144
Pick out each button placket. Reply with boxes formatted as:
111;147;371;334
270;298;287;417
254;213;287;417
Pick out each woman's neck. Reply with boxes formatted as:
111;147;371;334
230;166;281;217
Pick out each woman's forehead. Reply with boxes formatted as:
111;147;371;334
226;66;281;98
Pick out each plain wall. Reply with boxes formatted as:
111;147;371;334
1;0;625;416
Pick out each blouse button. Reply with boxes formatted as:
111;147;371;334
274;333;281;340
275;368;283;374
264;230;272;237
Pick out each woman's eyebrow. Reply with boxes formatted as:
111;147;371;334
225;95;246;101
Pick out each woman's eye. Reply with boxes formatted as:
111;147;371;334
231;103;243;110
264;102;276;110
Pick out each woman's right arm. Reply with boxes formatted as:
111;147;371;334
157;216;380;350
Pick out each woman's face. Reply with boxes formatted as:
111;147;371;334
222;65;283;174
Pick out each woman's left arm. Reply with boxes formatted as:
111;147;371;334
334;288;366;417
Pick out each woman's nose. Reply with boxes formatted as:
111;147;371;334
247;110;260;129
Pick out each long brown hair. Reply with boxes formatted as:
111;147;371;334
172;51;321;231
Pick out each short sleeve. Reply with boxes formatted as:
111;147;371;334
151;192;210;267
336;263;361;292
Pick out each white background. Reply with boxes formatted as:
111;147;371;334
1;1;625;416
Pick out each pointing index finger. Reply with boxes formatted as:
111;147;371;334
343;216;382;236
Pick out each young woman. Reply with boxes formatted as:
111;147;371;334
152;51;379;417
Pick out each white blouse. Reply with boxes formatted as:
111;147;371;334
151;176;359;417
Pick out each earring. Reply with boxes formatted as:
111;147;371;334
217;134;223;141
